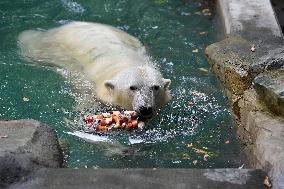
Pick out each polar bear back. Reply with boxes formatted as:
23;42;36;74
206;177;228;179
53;22;145;63
18;22;171;110
18;22;148;80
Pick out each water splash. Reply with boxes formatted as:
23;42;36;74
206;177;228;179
61;0;85;13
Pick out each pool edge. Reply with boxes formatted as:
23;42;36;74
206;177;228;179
205;0;284;188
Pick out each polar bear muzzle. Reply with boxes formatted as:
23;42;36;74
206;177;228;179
138;106;154;119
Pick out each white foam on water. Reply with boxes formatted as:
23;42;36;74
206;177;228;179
129;137;144;144
61;0;85;13
66;131;110;142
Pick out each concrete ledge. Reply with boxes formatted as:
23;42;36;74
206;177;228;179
218;0;283;38
0;120;63;188
9;168;267;189
206;0;284;188
254;70;284;117
205;35;284;117
238;89;284;187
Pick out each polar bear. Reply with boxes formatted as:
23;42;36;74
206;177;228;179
18;22;171;120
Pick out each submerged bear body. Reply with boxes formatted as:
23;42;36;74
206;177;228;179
18;22;171;119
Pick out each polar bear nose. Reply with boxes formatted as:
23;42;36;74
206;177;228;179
139;107;154;117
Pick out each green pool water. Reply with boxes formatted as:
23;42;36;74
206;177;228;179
0;0;245;168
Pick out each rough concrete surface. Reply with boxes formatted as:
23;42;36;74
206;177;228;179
205;36;257;96
205;35;284;118
271;0;284;31
218;0;283;38
206;36;284;97
254;70;284;117
8;168;267;189
0;120;63;188
205;0;284;188
238;89;284;188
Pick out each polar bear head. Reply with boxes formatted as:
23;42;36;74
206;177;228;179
104;66;171;120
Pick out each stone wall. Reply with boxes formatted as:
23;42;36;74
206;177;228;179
0;120;63;188
205;0;284;188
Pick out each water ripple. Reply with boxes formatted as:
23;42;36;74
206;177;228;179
61;0;85;13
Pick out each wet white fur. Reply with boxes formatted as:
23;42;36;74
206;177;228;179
18;22;171;110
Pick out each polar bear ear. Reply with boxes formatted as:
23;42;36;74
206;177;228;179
104;80;115;90
163;79;171;89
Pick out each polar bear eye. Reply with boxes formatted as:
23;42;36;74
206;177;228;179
130;86;138;91
152;85;160;90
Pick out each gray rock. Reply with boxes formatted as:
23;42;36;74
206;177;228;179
258;48;284;70
272;0;284;31
0;120;63;188
206;1;284;188
205;36;262;118
205;36;257;97
11;168;267;189
218;0;283;39
254;70;284;117
206;0;284;108
205;36;284;100
238;89;284;189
